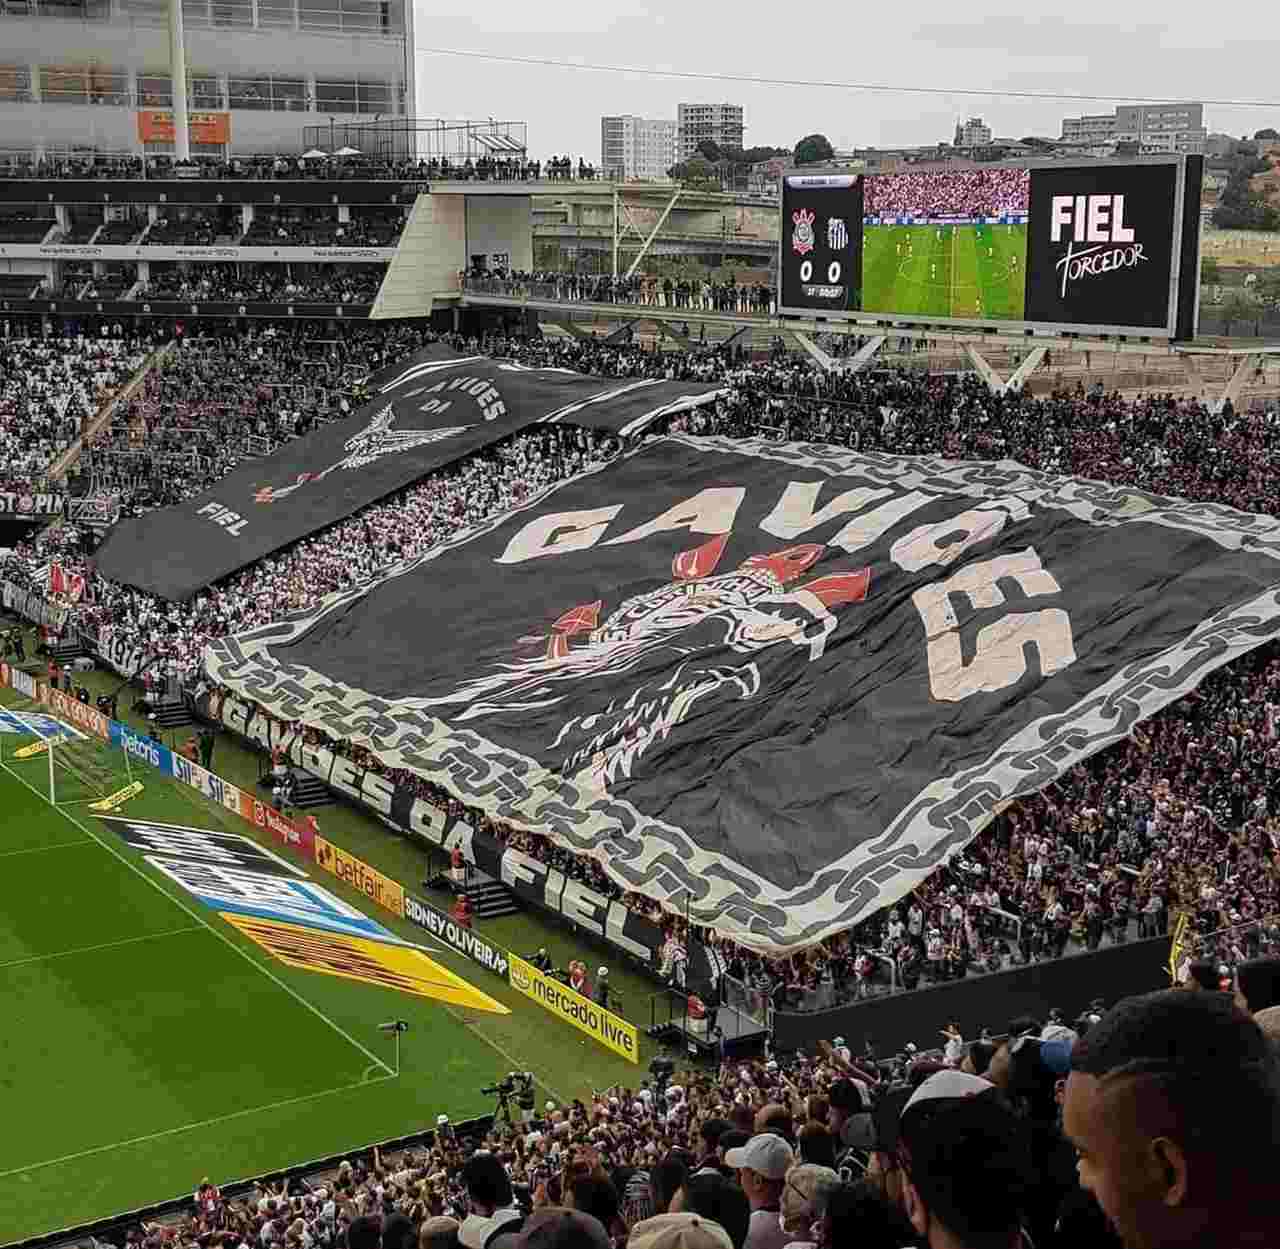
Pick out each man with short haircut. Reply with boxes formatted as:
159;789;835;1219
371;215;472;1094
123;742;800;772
459;1153;524;1249
877;1070;1033;1249
1063;989;1280;1249
418;1218;461;1249
722;1135;793;1249
515;1208;609;1249
693;1118;733;1175
670;1172;750;1249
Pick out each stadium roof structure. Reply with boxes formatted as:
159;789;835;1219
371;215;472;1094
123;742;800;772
302;118;528;164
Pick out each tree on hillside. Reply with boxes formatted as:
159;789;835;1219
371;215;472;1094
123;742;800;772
695;139;722;163
739;145;790;164
1212;149;1280;230
793;133;835;165
1255;128;1280;141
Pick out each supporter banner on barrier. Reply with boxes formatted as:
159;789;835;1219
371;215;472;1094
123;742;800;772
94;352;722;602
314;834;404;918
508;954;638;1062
9;667;37;699
0;492;63;517
207;434;1280;953
199;684;705;981
96;631;149;678
3;582;69;631
403;893;510;977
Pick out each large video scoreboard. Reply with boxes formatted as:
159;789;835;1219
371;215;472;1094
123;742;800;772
778;155;1203;339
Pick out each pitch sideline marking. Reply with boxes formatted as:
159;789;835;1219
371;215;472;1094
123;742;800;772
0;1072;396;1181
0;926;201;972
0;839;94;859
0;753;396;1079
2;700;568;1109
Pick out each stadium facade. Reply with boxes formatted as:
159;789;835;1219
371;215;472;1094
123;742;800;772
0;0;416;160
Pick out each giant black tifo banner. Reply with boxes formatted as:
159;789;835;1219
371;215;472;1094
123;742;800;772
95;353;721;602
205;435;1280;953
192;686;713;984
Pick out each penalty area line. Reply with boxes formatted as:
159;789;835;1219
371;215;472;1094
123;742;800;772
0;752;396;1080
0;1073;397;1181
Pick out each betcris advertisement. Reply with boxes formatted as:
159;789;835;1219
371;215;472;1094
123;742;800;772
109;720;175;777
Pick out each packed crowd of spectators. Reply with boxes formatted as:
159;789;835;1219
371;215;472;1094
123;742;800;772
147;211;222;247
97;986;1280;1249
0;331;150;493
863;167;1031;221
138;264;386;305
240;213;404;249
69;321;431;507
463;272;773;315
7;153;603;183
6;329;1280;1012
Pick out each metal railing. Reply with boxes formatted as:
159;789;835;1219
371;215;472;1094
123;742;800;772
461;275;775;315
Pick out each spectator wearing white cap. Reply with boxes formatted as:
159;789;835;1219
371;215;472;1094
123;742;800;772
875;1070;1034;1249
627;1213;733;1249
722;1135;794;1249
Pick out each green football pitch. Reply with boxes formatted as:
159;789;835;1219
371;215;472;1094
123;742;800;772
0;700;658;1244
861;223;1028;321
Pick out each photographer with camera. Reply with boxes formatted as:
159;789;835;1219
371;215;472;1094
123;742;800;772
592;967;611;1010
529;948;554;974
481;1072;536;1127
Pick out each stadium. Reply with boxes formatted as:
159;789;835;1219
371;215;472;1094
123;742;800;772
3;12;1280;1249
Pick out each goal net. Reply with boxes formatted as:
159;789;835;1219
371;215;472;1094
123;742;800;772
0;711;136;808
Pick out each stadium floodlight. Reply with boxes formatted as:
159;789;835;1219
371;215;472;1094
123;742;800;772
378;1019;409;1076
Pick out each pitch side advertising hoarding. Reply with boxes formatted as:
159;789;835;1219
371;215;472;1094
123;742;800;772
777;155;1201;338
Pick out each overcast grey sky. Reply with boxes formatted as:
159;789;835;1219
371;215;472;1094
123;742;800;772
412;2;1280;158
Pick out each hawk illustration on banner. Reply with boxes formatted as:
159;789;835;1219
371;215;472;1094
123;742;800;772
206;436;1280;953
253;403;470;504
421;534;870;787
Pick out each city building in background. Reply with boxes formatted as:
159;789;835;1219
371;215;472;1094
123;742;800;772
953;117;993;149
677;102;744;159
0;0;412;160
600;114;678;181
1060;102;1206;155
